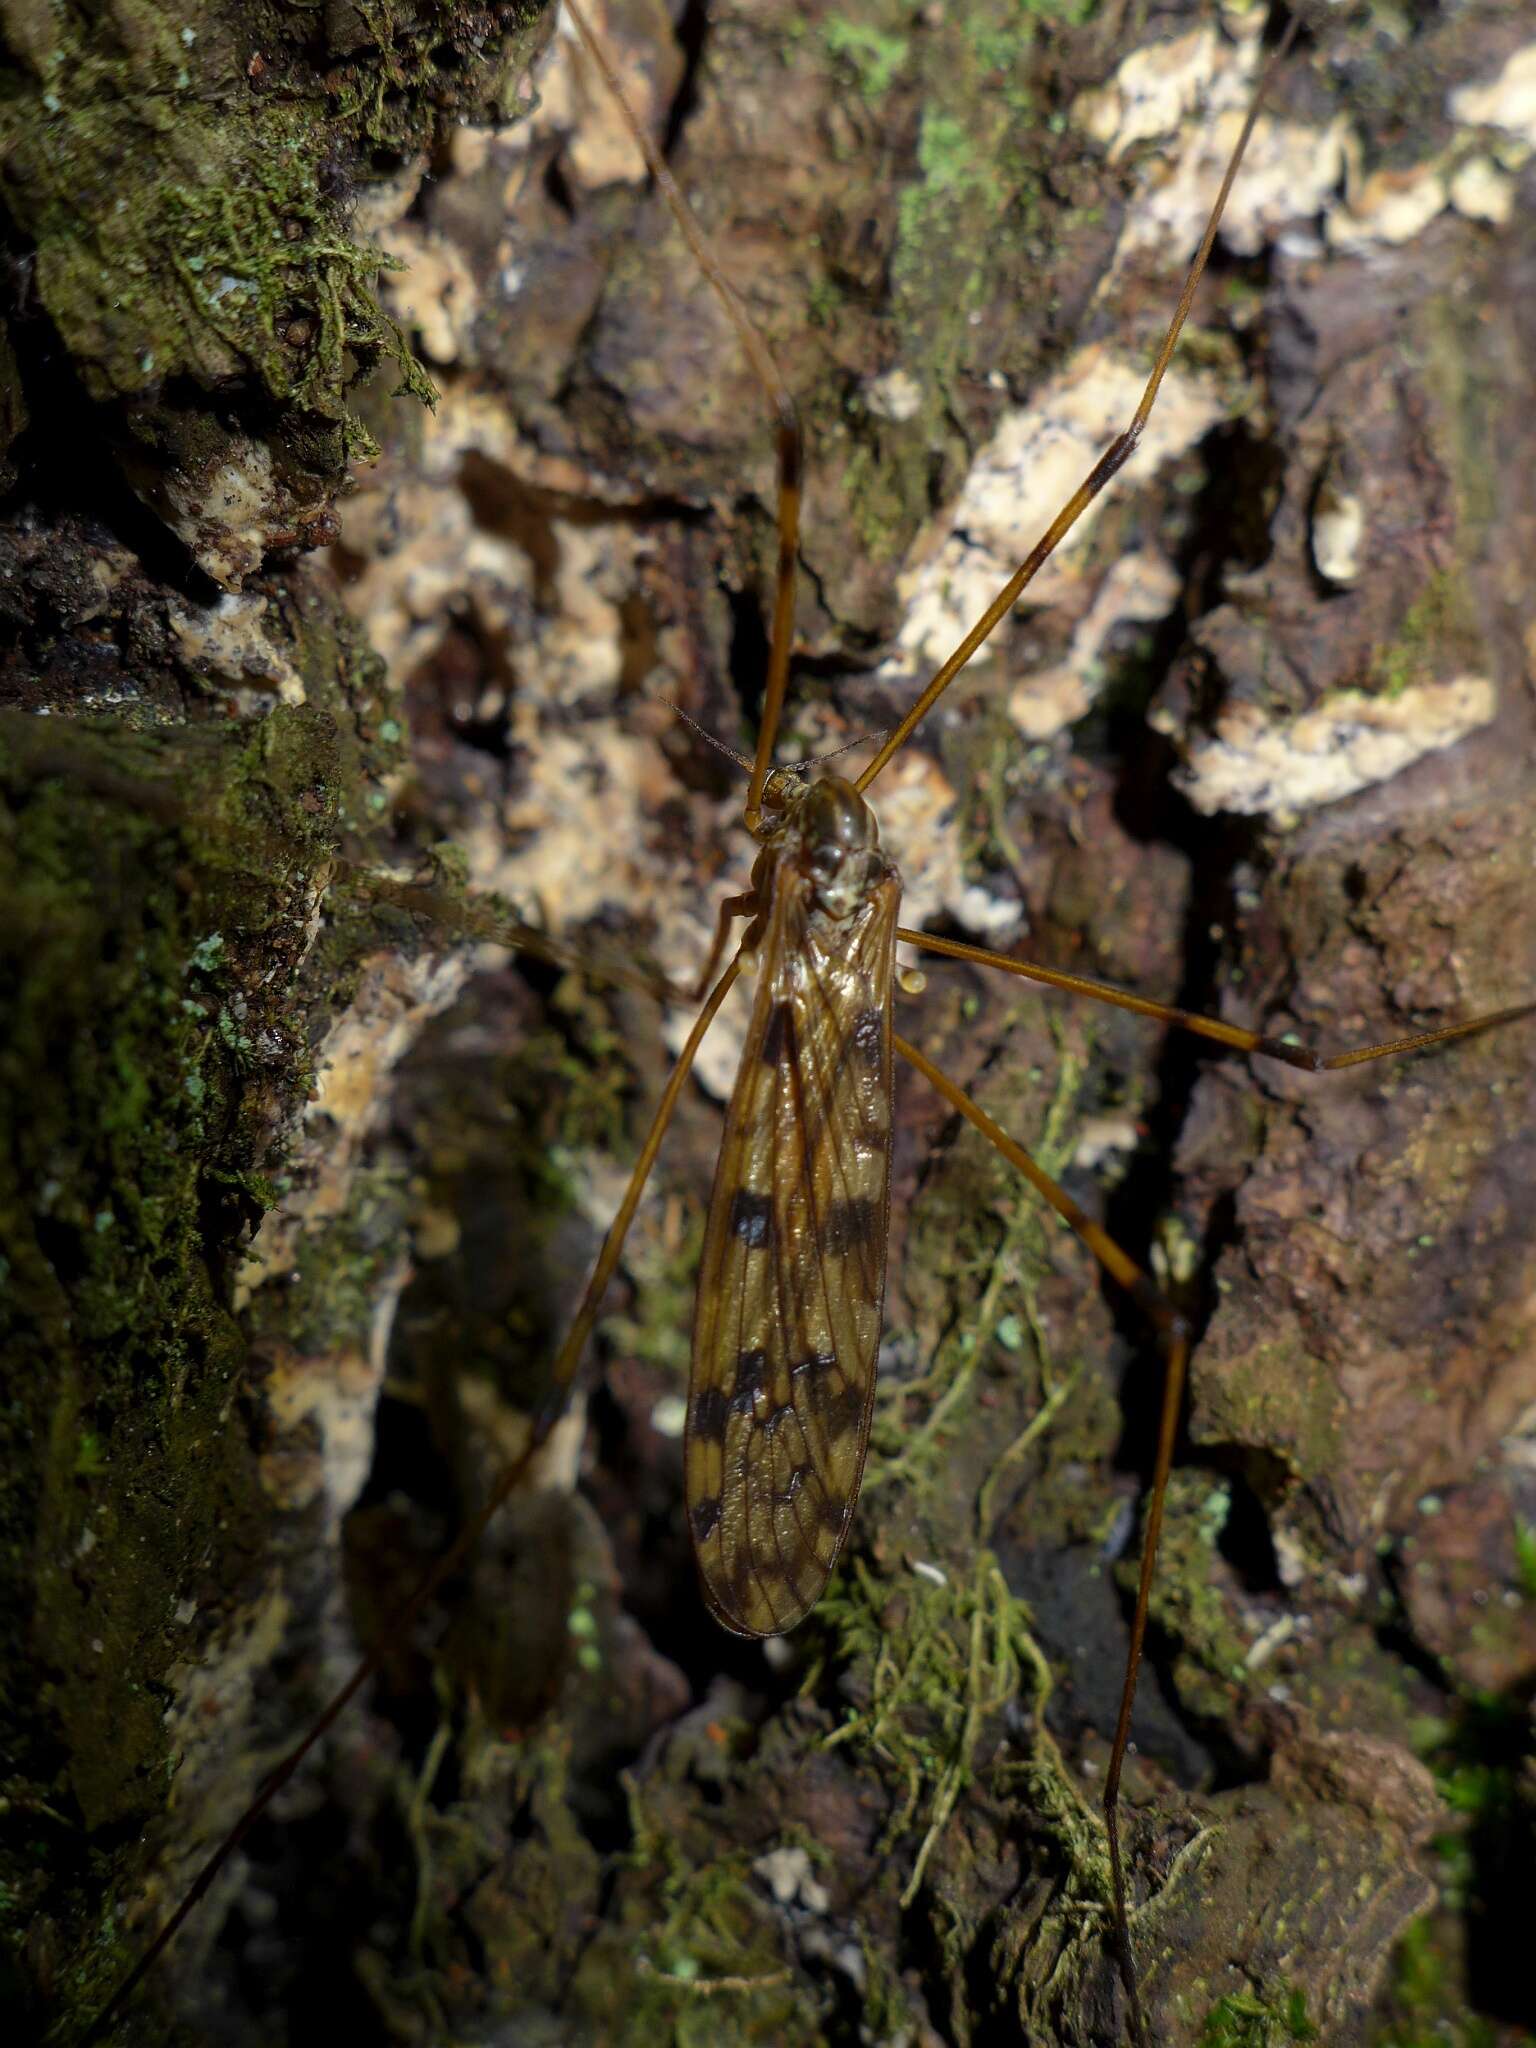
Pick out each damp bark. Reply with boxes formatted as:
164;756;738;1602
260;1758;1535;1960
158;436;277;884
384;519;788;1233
5;4;1535;2047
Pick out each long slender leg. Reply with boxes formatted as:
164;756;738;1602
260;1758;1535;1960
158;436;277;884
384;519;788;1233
896;927;1536;1071
855;16;1300;797
563;0;801;830
895;1032;1187;2048
688;892;757;1003
81;953;746;2047
541;954;743;1399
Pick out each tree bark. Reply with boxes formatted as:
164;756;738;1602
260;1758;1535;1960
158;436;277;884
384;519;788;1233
5;3;1534;2045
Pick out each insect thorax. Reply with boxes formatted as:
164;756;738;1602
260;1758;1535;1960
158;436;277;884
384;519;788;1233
769;773;895;924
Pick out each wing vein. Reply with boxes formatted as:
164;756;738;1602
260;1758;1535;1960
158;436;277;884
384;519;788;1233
685;841;899;1636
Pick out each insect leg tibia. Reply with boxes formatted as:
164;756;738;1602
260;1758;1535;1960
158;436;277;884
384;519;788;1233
687;891;759;1004
1253;1000;1536;1072
895;928;1535;1075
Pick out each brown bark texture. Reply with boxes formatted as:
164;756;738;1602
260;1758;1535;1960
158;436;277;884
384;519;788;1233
3;3;1534;2047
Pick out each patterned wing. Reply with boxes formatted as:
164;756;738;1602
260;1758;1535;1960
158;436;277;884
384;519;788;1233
686;854;900;1636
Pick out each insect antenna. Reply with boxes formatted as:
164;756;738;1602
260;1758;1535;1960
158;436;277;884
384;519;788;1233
662;696;886;777
658;696;758;775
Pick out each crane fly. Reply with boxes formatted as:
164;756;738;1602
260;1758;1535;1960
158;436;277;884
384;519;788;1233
79;4;1535;2044
685;769;900;1635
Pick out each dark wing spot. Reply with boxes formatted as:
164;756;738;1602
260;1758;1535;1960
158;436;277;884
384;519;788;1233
821;1495;852;1534
824;1385;865;1439
728;1188;774;1249
724;1562;759;1622
760;1000;795;1069
692;1387;730;1442
732;1348;768;1413
825;1196;878;1257
691;1496;722;1543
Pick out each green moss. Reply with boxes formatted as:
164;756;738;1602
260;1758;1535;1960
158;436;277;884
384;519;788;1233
462;1764;819;2044
375;1721;607;2030
574;0;1122;642
1420;281;1500;562
251;1164;413;1360
0;583;420;2027
159;156;438;432
838;427;935;568
1364;1679;1536;2047
1201;1986;1317;2047
1372;1915;1504;2048
625;1787;793;2001
812;1551;1088;1904
1197;1329;1344;1484
1135;1473;1255;1725
0;723;283;2013
824;16;910;99
825;0;1107;578
0;3;548;465
1368;569;1483;702
885;0;1073;395
905;1000;1088;1291
809;1537;1105;1925
601;1206;703;1380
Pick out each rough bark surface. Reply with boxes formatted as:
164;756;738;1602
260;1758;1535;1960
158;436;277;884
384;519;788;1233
4;4;1534;2047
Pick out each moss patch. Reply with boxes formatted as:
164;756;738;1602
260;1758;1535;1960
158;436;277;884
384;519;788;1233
1201;1986;1317;2047
0;577;432;2030
0;3;549;478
